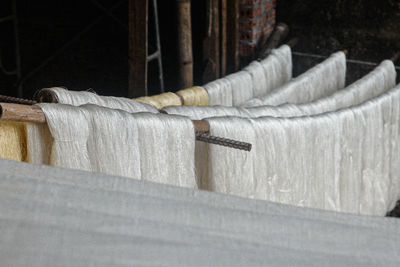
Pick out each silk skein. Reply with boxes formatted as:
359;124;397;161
243;51;346;107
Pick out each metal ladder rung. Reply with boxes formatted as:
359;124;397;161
147;51;160;62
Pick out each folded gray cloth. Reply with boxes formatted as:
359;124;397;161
0;159;398;266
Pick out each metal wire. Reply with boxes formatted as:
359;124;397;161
0;95;36;105
293;51;400;70
195;131;252;152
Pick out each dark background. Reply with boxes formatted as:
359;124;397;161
1;0;399;98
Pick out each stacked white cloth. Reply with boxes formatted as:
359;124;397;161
243;51;346;107
34;103;197;189
0;159;399;266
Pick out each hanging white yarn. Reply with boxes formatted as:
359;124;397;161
204;45;292;106
204;78;233;106
388;88;400;209
243;51;346;107
260;45;293;95
226;71;254;106
204;116;256;197
25;123;52;165
38;103;197;188
244;61;267;98
203;85;400;215
42;87;158;113
134;112;196;188
164;60;395;122
247;60;396;117
39;104;92;171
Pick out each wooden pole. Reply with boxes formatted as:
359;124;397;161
176;0;194;89
220;0;227;76
202;0;220;83
0;103;46;123
0;102;210;133
0;103;253;151
226;0;239;73
128;0;148;98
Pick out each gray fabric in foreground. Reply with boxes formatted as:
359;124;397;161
0;159;399;266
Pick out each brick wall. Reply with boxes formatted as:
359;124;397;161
239;0;276;57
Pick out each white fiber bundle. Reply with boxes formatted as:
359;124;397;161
38;103;197;188
204;85;400;215
42;87;158;113
225;71;254;105
204;78;233;106
205;117;256;198
243;61;267;98
204;45;292;106
167;59;394;121
243;51;346;107
260;44;293;95
39;104;91;171
246;60;396;117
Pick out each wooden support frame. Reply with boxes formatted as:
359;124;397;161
226;0;239;73
128;0;148;98
202;0;220;83
176;0;194;89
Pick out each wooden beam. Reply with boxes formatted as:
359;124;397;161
226;0;239;73
176;0;194;89
220;0;227;76
202;0;220;83
0;102;211;133
128;0;148;98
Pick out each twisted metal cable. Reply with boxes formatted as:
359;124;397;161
195;131;252;152
0;95;36;105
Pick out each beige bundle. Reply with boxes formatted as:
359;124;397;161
0;121;27;162
135;92;182;109
176;86;209;106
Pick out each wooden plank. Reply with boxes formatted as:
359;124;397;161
128;0;148;98
226;0;239;73
176;0;194;89
220;0;227;76
202;0;220;83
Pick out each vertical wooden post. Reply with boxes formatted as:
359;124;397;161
128;0;148;98
226;0;239;74
176;0;193;89
220;0;227;76
202;0;220;83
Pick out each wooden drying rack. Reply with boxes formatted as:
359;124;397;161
0;97;252;152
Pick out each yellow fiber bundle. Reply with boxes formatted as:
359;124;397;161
135;92;182;109
176;86;209;106
0;121;27;162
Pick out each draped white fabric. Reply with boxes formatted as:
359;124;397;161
0;159;398;266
